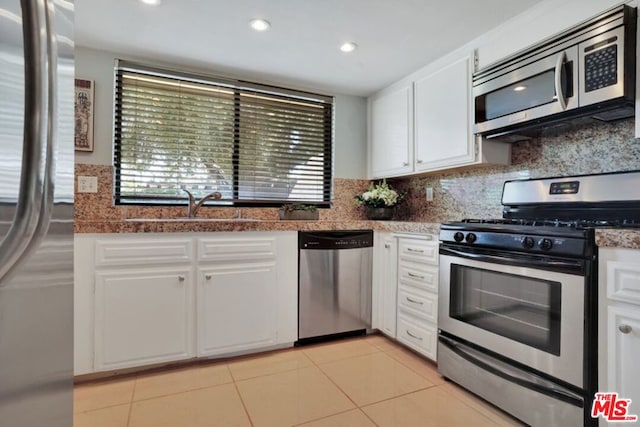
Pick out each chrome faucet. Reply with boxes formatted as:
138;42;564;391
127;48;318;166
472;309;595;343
183;189;222;218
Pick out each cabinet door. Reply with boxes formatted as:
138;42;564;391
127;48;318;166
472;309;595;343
94;267;194;371
372;234;398;338
197;262;277;357
414;54;475;171
369;84;413;178
608;306;640;413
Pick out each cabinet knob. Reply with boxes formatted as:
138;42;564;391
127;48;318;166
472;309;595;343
416;159;423;164
178;275;185;282
402;162;409;167
619;324;633;334
384;244;391;249
205;274;212;280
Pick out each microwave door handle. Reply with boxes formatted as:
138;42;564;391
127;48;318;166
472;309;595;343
554;51;568;110
0;0;55;284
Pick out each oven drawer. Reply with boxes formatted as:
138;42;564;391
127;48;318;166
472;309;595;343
397;315;437;361
398;239;438;265
398;286;437;323
398;261;438;293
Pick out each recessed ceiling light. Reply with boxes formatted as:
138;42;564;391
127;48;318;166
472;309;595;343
140;0;161;5
249;18;271;32
513;85;527;92
340;42;358;53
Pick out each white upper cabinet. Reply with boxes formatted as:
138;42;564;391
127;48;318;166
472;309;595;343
367;50;510;180
414;54;474;171
369;83;414;178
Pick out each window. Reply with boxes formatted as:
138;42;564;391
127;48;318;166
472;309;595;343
113;61;333;206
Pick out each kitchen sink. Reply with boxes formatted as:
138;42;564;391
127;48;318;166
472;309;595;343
124;218;262;222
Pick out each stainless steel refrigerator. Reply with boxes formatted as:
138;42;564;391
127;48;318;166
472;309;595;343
0;0;74;425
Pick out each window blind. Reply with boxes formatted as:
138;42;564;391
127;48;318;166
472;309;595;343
113;61;333;206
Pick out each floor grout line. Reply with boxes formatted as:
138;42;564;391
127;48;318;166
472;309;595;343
231;376;255;427
290;407;367;427
126;374;137;427
129;379;236;404
358;406;380;427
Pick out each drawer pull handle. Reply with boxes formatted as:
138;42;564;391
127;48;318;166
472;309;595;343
178;275;185;282
384;244;391;249
407;330;423;340
406;297;423;305
619;324;633;334
402;162;409;166
408;272;424;280
205;274;212;280
407;248;425;254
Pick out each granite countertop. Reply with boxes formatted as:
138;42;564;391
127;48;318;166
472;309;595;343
594;229;640;250
74;219;640;250
74;219;441;236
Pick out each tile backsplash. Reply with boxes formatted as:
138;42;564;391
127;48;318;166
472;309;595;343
75;119;639;224
391;118;639;222
74;163;371;222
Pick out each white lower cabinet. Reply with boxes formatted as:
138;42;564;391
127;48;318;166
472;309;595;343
94;267;194;371
197;262;278;357
75;231;297;375
599;247;640;425
372;232;398;338
397;315;437;360
396;235;439;362
373;232;439;361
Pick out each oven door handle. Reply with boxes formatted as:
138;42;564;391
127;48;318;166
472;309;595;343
439;246;583;272
439;335;583;407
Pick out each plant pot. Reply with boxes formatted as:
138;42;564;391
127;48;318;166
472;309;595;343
279;209;319;220
366;207;394;220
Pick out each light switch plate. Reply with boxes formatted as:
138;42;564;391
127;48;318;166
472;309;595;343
425;186;433;202
78;176;98;193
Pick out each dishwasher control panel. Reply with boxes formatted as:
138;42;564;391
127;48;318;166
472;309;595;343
299;230;373;250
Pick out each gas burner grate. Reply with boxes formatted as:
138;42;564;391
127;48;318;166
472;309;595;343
461;218;640;229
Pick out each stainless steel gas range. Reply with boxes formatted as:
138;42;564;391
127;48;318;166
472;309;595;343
437;170;640;427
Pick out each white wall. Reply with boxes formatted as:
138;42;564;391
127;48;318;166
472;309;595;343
74;46;367;179
334;95;367;179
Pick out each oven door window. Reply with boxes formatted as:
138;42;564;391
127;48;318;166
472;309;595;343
450;265;561;356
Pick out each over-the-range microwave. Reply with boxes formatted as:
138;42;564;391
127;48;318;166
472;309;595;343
473;5;636;142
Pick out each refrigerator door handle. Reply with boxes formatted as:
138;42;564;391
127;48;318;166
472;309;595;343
0;0;56;284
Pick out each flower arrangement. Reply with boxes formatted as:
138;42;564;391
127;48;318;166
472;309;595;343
355;180;406;208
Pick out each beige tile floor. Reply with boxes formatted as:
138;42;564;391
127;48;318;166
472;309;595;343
74;334;524;427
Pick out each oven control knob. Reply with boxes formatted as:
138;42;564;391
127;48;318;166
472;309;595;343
454;232;464;242
539;238;553;251
465;233;477;244
522;236;535;249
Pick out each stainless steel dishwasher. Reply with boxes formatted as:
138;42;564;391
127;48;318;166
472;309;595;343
298;230;373;344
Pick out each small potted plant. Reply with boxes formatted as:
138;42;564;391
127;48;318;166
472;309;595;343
279;203;319;220
355;179;406;220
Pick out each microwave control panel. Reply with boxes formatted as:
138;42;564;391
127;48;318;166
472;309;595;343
584;37;618;92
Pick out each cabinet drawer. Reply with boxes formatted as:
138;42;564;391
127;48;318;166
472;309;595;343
95;238;193;267
397;315;437;361
198;237;276;263
398;286;437;323
398;239;437;265
398;261;438;293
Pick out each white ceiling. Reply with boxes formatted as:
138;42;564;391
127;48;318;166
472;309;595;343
75;0;543;97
